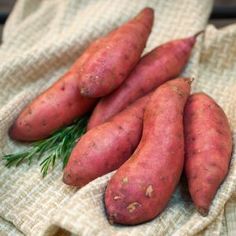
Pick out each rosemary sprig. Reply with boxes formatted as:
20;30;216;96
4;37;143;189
2;116;88;177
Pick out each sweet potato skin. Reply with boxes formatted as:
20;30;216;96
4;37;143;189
87;35;196;129
105;78;191;225
10;72;97;141
184;93;232;216
77;8;154;98
9;22;106;142
63;94;150;187
9;8;153;141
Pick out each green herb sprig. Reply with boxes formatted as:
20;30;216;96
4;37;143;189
2;116;88;177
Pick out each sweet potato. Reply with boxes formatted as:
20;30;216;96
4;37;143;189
77;7;154;98
63;94;150;187
87;34;198;129
9;18;109;142
10;72;97;141
9;8;153;141
184;93;232;216
105;78;191;225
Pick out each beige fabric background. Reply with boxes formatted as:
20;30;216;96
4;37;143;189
0;0;236;235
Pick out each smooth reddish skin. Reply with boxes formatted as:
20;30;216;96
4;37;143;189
9;27;105;142
10;8;153;141
77;8;154;98
63;94;150;187
105;78;191;225
9;72;97;141
87;35;197;130
184;93;232;216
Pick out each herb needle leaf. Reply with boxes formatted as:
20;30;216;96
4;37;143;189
2;116;88;177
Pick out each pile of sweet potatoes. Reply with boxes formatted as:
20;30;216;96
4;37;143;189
9;8;232;225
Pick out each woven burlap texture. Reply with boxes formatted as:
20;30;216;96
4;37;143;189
1;0;236;235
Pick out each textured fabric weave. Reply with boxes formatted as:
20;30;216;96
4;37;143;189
1;0;236;235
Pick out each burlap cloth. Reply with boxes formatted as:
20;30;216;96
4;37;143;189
0;0;236;235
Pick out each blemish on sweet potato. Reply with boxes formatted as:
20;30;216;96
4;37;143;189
127;202;140;213
114;196;122;201
28;108;32;115
160;176;168;182
41;120;47;126
145;185;154;198
172;85;185;97
122;177;129;184
60;83;65;91
108;213;117;225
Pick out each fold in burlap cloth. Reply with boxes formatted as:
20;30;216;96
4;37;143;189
0;0;236;235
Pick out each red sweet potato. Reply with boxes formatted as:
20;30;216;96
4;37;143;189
105;78;191;225
77;7;154;98
87;34;197;129
184;93;232;216
10;72;97;141
9;8;153;141
63;94;150;187
9;19;109;142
